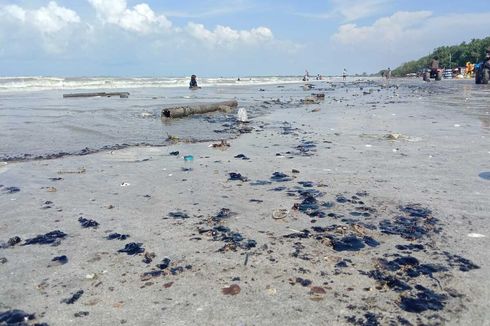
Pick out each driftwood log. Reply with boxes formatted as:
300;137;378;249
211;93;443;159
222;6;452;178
162;100;238;118
63;92;130;98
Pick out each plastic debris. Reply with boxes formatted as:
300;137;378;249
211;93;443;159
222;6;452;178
118;242;144;255
222;284;241;295
61;290;84;304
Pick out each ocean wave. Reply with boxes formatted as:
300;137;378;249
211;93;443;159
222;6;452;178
0;76;306;92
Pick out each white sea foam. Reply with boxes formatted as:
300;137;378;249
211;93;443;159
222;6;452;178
0;76;307;92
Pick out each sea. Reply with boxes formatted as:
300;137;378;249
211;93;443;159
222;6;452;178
0;76;488;162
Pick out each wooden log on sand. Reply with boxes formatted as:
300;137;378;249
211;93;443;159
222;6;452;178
63;92;130;98
162;100;238;118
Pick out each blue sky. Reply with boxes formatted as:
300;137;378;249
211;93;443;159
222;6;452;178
1;0;489;76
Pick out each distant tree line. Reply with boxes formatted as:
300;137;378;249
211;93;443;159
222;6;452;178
390;36;490;77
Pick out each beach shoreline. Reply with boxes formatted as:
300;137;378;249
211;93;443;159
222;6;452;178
1;79;489;325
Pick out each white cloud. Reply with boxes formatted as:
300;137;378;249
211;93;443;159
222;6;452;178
88;0;172;33
330;10;490;71
1;1;80;34
1;5;26;22
331;0;392;22
186;23;273;46
333;11;432;44
298;0;392;22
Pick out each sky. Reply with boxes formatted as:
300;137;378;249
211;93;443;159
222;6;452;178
0;0;489;77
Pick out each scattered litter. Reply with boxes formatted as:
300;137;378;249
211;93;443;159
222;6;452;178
61;290;84;304
237;108;248;122
2;186;20;194
169;151;180;156
467;233;485;238
46;187;57;192
143;251;155;264
272;209;289;220
120;182;130;187
0;310;36;324
78;217;99;228
23;230;67;246
222;284;241;295
74;311;89;318
184;155;194;162
228;172;248;182
270;172;292;182
234;154;250;160
479;172;490;180
106;233;130;240
210;140;230;148
51;255;68;265
168;211;190;219
118;243;144;255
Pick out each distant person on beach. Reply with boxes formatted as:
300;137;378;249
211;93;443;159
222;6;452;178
386;68;392;79
430;56;440;70
189;74;198;88
342;68;347;80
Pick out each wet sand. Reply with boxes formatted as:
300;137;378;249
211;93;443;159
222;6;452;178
1;80;489;325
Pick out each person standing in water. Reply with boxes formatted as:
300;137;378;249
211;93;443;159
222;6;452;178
342;68;347;81
189;74;198;88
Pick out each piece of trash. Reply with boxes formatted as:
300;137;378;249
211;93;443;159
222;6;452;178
0;310;37;324
169;151;180;156
22;230;67;246
118;242;144;255
365;144;372;148
78;217;99;228
121;182;130;187
47;187;57;192
234;154;250;160
272;209;289;220
51;255;68;265
479;172;490;180
143;252;156;264
74;311;89;318
468;233;486;238
157;258;171;270
237;108;248;122
183;155;194;162
2;186;20;194
210;140;230;148
168;211;190;219
61;290;84;304
85;273;96;279
222;284;241;295
454;124;461;127
385;133;402;140
106;233;129;240
228;173;248;182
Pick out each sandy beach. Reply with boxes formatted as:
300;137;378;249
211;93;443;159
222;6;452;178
1;79;489;325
